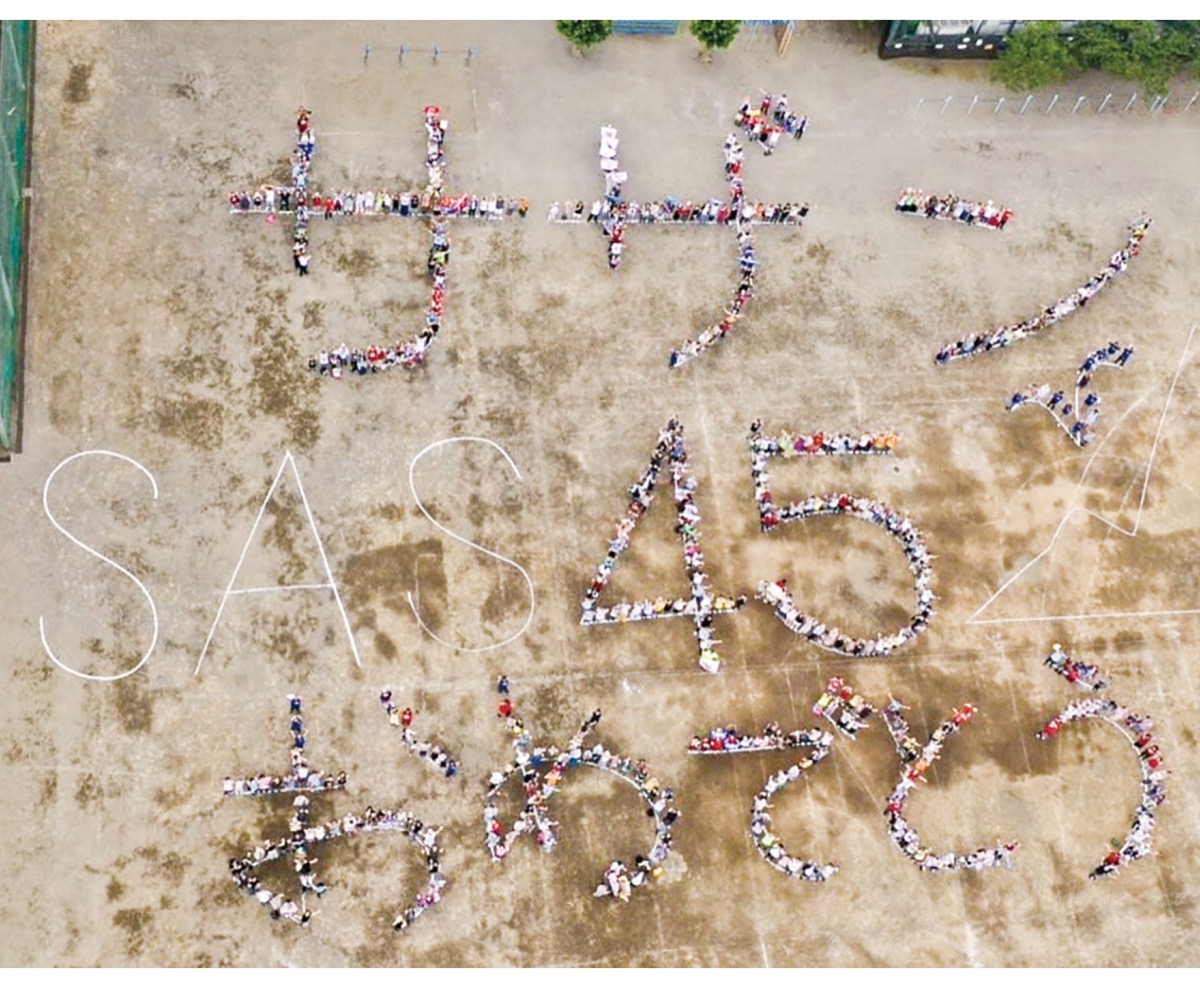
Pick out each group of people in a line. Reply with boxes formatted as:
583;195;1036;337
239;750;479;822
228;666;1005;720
598;126;627;269
881;696;925;762
580;418;745;673
547;198;807;226
1077;341;1135;387
752;756;839;882
668;131;766;369
483;682;677;902
1036;684;1166;880
1005;341;1133;448
231;188;527;220
895;188;1013;229
883;700;1021;873
379;690;459;777
748;421;899;460
687;722;830;754
749;436;935;655
581;593;745;627
744;716;836;882
935;215;1152;363
813;677;876;738
735;91;809;154
1044;644;1111;691
224;694;447;932
292;107;315;274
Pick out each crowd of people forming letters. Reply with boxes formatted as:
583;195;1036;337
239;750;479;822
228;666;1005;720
580;417;746;674
751;674;882;882
215;648;1166;934
688;722;838;881
540;91;807;369
895;188;1013;229
215;94;1171;917
680;658;1165;885
1036;654;1166;879
882;698;1021;873
224;695;447;932
666;131;759;369
669;91;809;369
687;678;876;883
229;106;527;378
752;744;840;883
307;107;451;376
483;679;678;902
935;215;1152;363
1006;341;1134;448
748;422;936;657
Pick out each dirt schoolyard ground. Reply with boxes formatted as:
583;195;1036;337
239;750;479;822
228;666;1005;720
3;20;1200;967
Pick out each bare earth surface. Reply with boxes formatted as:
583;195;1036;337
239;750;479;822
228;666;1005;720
3;20;1200;967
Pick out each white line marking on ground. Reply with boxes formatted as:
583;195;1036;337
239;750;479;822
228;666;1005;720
966;323;1196;626
39;450;160;683
194;451;361;676
406;436;535;653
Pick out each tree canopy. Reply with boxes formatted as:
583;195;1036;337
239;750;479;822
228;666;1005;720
690;20;741;53
555;20;614;52
993;20;1200;95
992;20;1076;91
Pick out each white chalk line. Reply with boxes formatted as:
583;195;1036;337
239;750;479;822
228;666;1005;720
970;607;1200;627
966;323;1196;626
39;450;160;683
406;436;535;654
1030;398;1149;619
227;583;335;596
290;454;362;669
193;451;361;676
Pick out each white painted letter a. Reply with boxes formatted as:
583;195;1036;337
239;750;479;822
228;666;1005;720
193;451;361;676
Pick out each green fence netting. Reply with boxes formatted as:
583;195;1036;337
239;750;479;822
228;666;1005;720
0;20;33;454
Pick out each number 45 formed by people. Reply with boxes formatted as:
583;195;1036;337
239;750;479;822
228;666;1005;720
579;416;933;674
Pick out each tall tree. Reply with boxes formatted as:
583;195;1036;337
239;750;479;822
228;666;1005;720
690;20;741;60
555;20;614;55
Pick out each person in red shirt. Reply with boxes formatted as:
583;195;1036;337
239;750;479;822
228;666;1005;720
498;699;514;718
